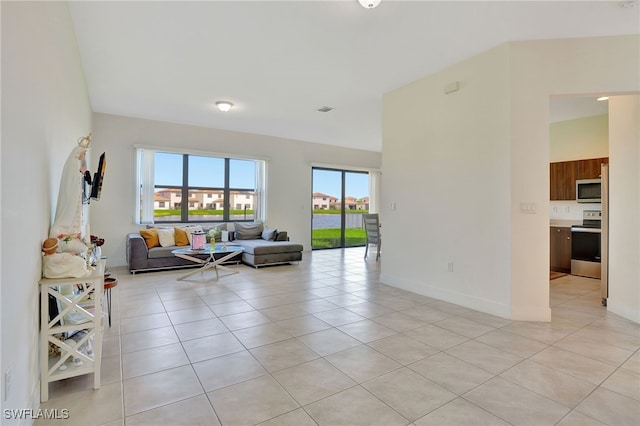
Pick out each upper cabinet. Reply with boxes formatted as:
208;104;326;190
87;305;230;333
550;161;578;200
577;157;608;180
550;157;608;201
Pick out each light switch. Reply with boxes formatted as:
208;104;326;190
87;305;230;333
520;202;537;214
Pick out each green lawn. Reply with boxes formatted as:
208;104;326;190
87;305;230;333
156;208;363;216
312;228;366;248
154;209;253;217
312;209;368;215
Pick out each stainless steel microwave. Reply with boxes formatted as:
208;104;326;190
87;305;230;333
576;178;601;203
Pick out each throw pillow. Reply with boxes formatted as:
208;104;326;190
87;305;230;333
140;228;160;249
157;227;176;247
203;223;227;242
261;227;277;241
174;227;190;246
275;231;288;241
235;222;264;240
180;225;203;245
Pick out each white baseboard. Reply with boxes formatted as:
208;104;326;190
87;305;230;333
379;272;511;319
606;299;640;324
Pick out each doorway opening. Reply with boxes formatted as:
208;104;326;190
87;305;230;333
548;95;609;309
311;168;369;250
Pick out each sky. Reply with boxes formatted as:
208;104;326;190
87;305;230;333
155;152;255;188
155;152;370;199
312;168;369;199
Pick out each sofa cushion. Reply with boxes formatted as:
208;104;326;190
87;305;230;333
235;222;264;239
179;225;203;245
174;228;190;246
237;239;303;256
242;251;302;267
148;246;180;259
202;223;227;242
140;228;160;248
157;227;176;247
261;227;277;241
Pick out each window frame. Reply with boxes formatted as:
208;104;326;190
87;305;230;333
136;147;266;225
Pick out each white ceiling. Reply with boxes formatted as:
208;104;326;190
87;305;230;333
68;1;639;152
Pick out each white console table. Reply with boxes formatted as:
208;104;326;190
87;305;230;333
39;260;105;402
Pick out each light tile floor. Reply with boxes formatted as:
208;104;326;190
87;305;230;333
36;249;640;425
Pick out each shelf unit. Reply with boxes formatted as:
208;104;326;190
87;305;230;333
39;260;105;402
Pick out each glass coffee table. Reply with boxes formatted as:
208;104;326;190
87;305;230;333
171;244;244;281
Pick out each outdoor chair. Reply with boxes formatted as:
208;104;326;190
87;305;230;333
363;213;381;261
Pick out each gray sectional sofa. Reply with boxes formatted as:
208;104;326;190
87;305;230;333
126;222;303;273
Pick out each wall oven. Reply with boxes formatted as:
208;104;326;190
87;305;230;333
571;210;601;279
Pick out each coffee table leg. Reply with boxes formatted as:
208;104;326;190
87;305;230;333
176;263;209;281
176;250;241;281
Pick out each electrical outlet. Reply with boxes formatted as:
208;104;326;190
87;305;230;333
4;368;12;401
447;262;454;272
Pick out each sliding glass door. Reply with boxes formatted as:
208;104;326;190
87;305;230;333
312;168;369;249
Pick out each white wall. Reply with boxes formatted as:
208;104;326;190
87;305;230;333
89;113;381;266
381;35;639;321
550;114;609;163
607;95;640;323
508;35;638;321
1;1;92;417
382;44;513;318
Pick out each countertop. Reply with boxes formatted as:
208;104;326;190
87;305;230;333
550;219;579;228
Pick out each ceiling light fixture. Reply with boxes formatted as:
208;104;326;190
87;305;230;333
317;106;335;113
359;0;382;9
597;96;609;102
216;101;233;112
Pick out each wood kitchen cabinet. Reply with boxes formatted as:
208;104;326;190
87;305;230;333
550;161;577;201
577;157;608;179
550;157;608;201
550;226;571;273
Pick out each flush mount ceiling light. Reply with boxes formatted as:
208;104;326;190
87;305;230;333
597;96;609;101
359;0;382;9
317;106;335;113
216;101;233;112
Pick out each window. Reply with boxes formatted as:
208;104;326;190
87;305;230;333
136;148;265;224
